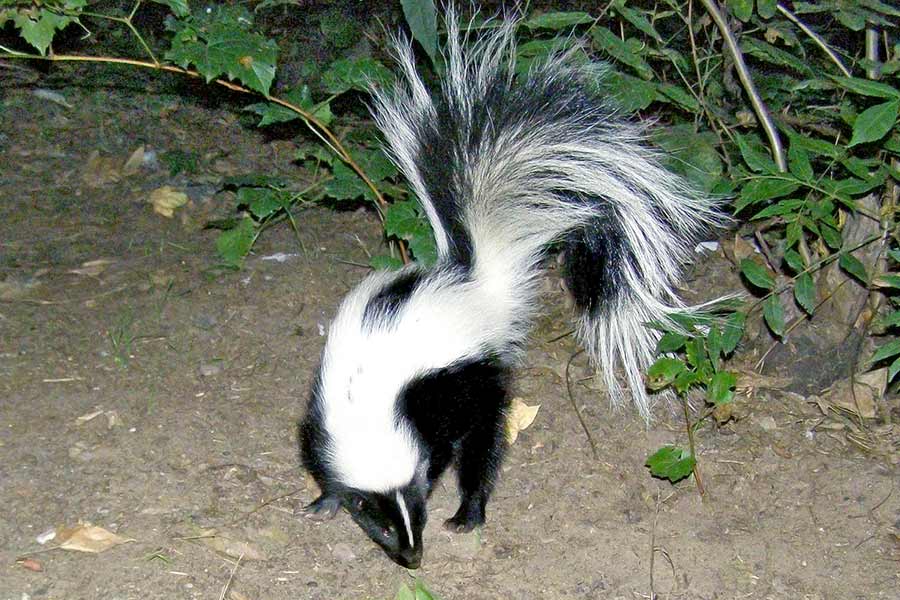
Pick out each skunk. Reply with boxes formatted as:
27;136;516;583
299;9;718;569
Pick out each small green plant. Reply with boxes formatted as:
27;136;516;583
394;580;441;600
644;307;744;489
107;308;136;368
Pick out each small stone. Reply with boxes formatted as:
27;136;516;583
756;415;777;432
199;363;222;377
331;542;356;562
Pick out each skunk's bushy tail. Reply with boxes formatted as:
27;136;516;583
371;9;720;420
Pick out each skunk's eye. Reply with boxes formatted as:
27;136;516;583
353;497;365;511
381;526;394;539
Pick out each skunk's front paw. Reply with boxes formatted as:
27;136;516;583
301;494;341;521
443;503;485;533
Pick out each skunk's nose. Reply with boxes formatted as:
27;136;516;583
396;548;422;569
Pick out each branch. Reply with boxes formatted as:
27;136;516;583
699;0;787;172
777;4;851;78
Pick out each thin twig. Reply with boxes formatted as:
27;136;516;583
564;350;600;460
777;4;851;77
699;0;787;172
218;554;243;600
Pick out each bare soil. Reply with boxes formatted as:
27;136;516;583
1;77;898;600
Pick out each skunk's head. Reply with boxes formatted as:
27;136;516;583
339;478;428;569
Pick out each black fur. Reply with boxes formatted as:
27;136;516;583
563;205;636;316
362;267;424;326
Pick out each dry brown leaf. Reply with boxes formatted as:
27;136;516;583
17;557;43;572
122;145;145;176
192;528;267;561
82;151;122;187
821;369;884;419
149;186;188;218
68;258;116;278
56;523;134;553
506;397;540;444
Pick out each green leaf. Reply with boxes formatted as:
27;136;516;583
370;255;404;270
414;581;439;600
611;1;662;41
247;85;333;127
656;332;687;353
751;198;805;220
736;178;800;213
395;583;416;600
324;161;370;201
728;0;753;21
11;9;72;55
783;248;805;272
385;199;437;265
787;143;813;182
646;357;686;390
721;311;746;354
152;0;189;18
741;37;813;75
351;147;397;183
734;133;778;174
321;57;392;95
889;356;900;382
793;272;816;314
706;324;723;369
401;0;438;65
819;223;842;249
740;259;775;290
829;75;900;99
603;70;659;112
871;338;900;364
524;11;594;30
848;100;899;147
757;0;777;18
237;187;288;220
876;274;900;289
165;6;278;95
839;253;869;284
653;125;723;193
645;446;695;483
216;217;256;267
591;27;653;79
707;371;737;405
763;294;786;337
656;83;701;112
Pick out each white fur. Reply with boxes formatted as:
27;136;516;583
395;491;414;548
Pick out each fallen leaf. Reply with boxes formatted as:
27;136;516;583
56;523;134;553
82;151;122;187
68;259;116;278
122;145;145;176
149;186;188;218
506;397;540;444
76;408;105;424
821;369;884;419
17;557;43;572
192;528;267;561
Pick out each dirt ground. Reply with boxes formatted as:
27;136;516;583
1;74;899;600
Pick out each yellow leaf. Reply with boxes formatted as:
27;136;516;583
149;186;188;218
505;397;540;444
56;523;134;553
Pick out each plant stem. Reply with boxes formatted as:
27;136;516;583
699;0;787;172
681;396;705;497
777;4;851;78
